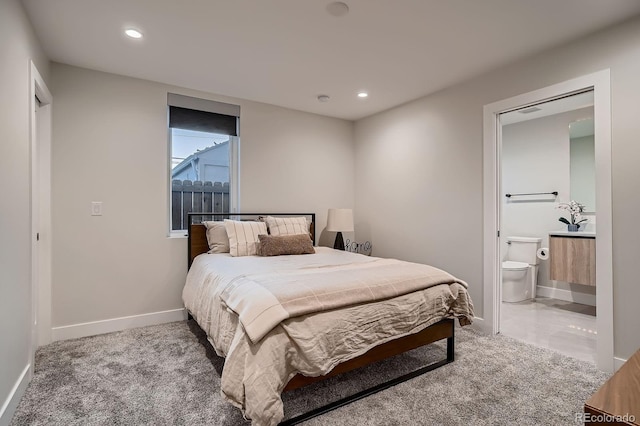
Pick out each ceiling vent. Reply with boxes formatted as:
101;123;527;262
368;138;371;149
518;106;542;114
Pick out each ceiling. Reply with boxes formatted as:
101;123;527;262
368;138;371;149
21;0;640;121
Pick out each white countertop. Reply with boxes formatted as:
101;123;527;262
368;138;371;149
549;230;596;238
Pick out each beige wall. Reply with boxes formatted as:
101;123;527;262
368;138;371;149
0;0;50;420
15;0;640;368
50;63;354;327
354;16;640;359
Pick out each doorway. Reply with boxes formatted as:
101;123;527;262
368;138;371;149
482;70;614;372
499;91;596;363
30;61;53;367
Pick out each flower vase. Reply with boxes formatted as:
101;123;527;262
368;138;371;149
567;224;579;232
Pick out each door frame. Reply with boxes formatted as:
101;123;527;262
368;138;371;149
30;61;53;365
482;69;613;372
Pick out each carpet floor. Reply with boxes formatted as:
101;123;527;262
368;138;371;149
11;320;610;425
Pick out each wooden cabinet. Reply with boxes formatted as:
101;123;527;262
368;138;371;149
549;236;596;286
584;348;640;425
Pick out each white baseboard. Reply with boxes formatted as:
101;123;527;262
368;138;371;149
51;308;187;342
0;364;31;426
469;316;491;334
614;357;627;372
536;285;596;307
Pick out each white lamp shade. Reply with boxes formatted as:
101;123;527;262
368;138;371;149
326;208;354;232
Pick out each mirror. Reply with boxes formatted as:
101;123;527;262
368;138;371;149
569;118;595;212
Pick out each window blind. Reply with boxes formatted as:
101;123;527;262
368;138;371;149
168;93;239;136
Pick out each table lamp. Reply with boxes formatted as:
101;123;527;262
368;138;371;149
326;208;354;250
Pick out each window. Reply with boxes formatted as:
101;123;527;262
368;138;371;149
168;94;240;233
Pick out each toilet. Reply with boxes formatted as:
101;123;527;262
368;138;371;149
502;236;542;302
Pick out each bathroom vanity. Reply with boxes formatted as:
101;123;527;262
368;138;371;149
549;231;596;286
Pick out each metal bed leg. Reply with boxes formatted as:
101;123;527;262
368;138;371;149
279;331;455;426
447;325;455;362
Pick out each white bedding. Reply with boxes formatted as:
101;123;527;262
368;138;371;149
182;247;474;426
183;248;381;356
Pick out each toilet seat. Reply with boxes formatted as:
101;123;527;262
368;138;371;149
502;260;529;271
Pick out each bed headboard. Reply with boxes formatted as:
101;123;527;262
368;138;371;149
187;213;316;268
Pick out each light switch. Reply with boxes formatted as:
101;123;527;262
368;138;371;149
91;201;103;216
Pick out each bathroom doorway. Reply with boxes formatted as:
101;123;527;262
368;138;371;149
482;71;614;372
499;92;596;363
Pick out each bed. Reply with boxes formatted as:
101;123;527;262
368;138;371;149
183;213;474;426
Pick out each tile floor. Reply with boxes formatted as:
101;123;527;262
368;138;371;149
500;296;597;364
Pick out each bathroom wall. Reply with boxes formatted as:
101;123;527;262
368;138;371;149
501;106;595;303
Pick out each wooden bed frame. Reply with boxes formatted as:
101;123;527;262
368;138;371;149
186;213;455;425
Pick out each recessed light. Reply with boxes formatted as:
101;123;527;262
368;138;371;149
357;92;368;98
317;94;330;102
125;29;143;39
326;2;349;17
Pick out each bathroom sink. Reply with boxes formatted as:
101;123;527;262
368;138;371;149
550;221;596;237
549;229;596;238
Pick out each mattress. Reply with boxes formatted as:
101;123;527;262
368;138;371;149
183;247;474;425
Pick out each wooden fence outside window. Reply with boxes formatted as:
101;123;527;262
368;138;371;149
171;179;229;231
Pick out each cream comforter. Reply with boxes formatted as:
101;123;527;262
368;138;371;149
182;248;474;426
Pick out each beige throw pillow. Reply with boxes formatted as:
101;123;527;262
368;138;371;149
265;216;309;237
202;221;230;254
257;234;315;256
224;219;267;257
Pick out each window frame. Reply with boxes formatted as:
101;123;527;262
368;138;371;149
167;94;240;237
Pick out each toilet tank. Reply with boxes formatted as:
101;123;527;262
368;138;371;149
507;236;542;265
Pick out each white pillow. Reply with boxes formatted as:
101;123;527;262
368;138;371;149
265;216;309;237
224;219;268;257
202;221;230;254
